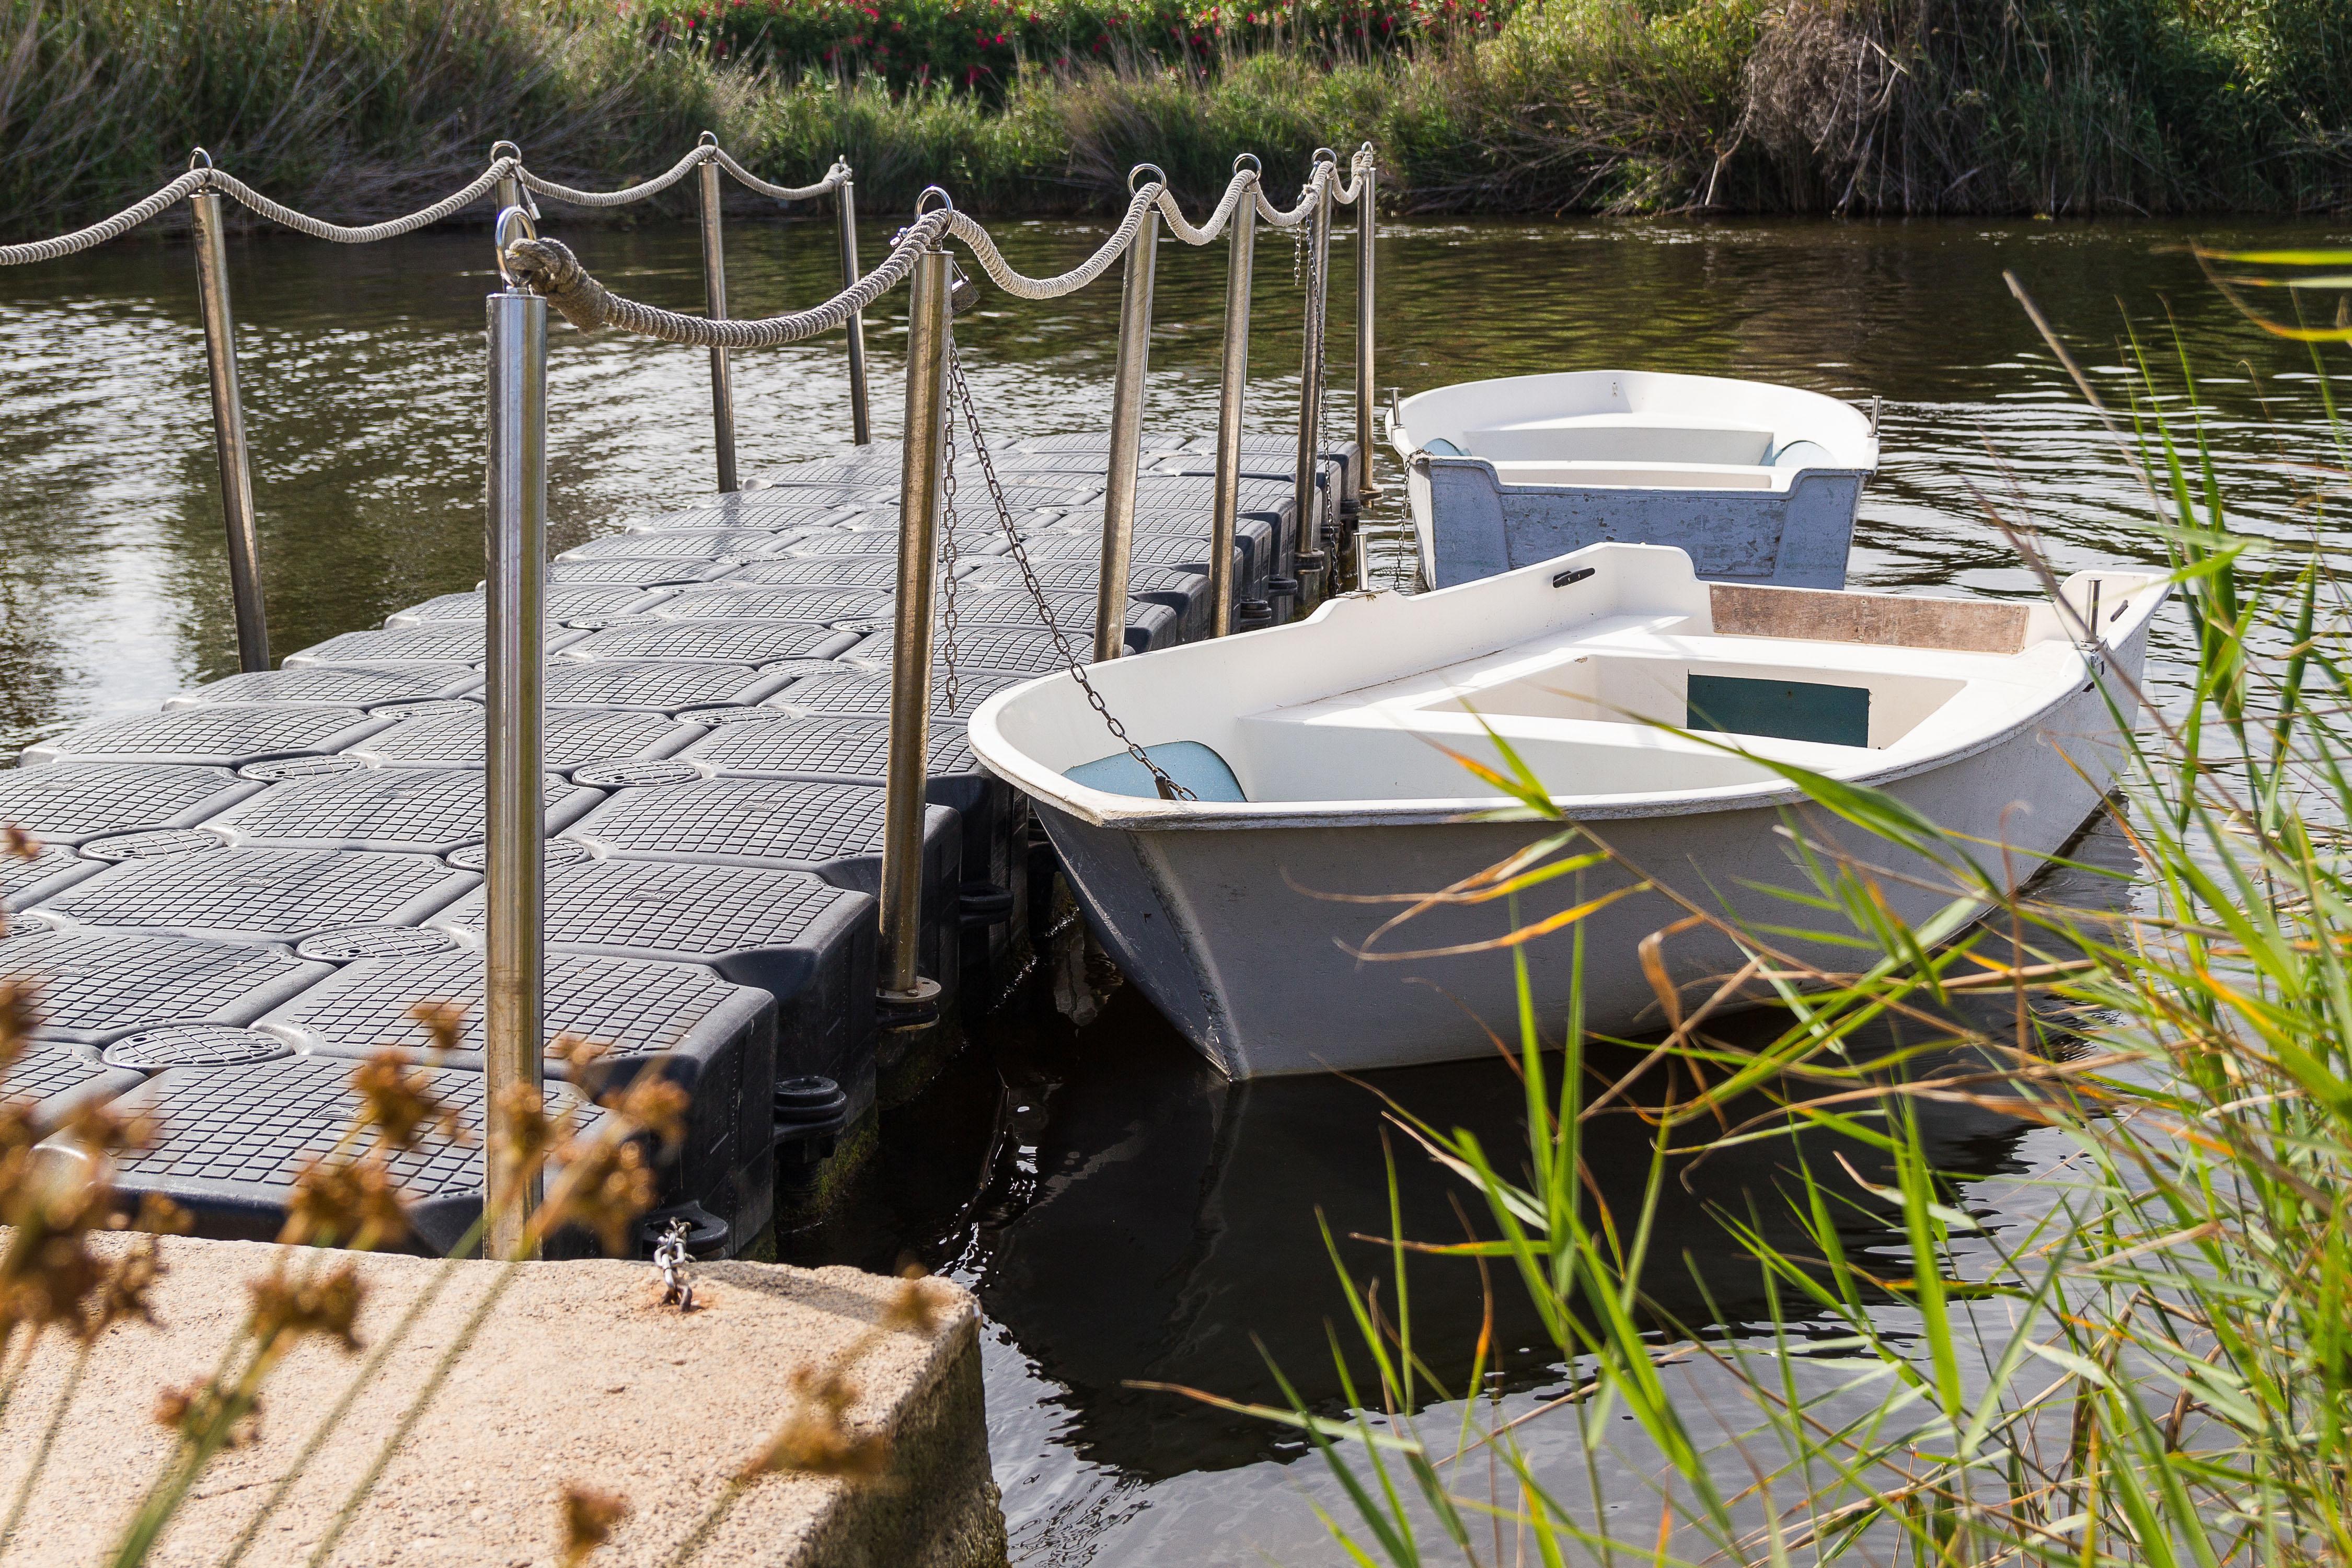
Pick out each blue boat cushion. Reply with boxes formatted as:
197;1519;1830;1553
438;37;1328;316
1423;437;1467;456
1687;674;1870;748
1065;741;1248;802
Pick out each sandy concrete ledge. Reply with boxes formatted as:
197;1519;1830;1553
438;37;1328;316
0;1236;1007;1568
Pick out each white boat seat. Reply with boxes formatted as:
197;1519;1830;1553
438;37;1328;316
1461;417;1775;466
1066;741;1248;802
1489;460;1777;491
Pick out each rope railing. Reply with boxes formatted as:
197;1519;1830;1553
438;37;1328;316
0;139;846;265
503;209;953;347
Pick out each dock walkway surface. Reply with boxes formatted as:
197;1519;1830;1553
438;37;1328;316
0;429;1358;1256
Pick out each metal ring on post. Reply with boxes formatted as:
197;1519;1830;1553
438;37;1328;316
1128;163;1168;194
915;186;955;215
494;205;538;288
1232;153;1262;176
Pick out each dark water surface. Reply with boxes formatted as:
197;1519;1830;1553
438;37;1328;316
3;211;2347;1563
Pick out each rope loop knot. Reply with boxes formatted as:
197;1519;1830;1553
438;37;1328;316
504;237;615;333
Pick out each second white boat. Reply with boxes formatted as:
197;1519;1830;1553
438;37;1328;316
970;543;2167;1079
1391;370;1880;590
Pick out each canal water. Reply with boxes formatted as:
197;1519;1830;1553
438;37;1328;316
2;209;2346;1563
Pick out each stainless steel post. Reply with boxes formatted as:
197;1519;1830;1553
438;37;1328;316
877;240;953;1012
836;166;872;445
188;182;270;673
1353;144;1379;507
484;211;548;1260
1095;169;1162;663
696;139;739;493
1289;156;1335;589
1209;157;1258;638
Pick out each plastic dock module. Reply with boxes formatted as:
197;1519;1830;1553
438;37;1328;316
711;557;938;590
767;668;1037;718
30;843;477;946
1014;430;1197;457
428;857;877;1114
281;625;588;668
546;557;733;587
673;716;1025;981
385;584;670;627
0;762;261;847
625;499;858;532
0;919;331;1043
1;1044;144;1134
959;561;1215;641
540;661;802;711
350;705;703;771
560;776;962;1013
201;765;603;855
258;949;777;1250
0;428;1300;1263
87;1057;597;1252
162;665;482;708
555;619;861;665
1;845;105;909
22;706;396;768
649;585;898;625
557;529;800;563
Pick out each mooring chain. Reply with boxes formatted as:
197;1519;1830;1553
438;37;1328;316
937;347;969;715
944;339;1195;803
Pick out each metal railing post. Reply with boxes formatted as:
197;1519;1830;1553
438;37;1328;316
484;208;548;1260
1210;157;1259;638
187;166;270;674
1353;143;1379;508
1095;166;1162;663
1289;154;1335;592
836;162;872;446
877;223;954;1020
695;135;739;493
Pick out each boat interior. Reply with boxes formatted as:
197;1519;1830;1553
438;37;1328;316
1043;563;2161;811
1396;371;1877;492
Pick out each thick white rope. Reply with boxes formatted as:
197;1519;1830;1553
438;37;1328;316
944;185;1161;299
503;209;954;345
1152;169;1258;245
516;145;712;208
714;149;849;202
1256;163;1334;229
204;161;516;241
0;143;847;264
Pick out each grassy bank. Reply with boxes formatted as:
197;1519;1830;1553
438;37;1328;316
4;0;2349;240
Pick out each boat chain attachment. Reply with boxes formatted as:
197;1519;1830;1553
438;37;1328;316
942;337;1197;803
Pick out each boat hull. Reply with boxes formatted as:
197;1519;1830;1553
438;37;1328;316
1029;646;2143;1078
1409;456;1866;591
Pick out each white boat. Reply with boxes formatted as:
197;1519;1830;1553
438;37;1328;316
969;543;2166;1079
1390;371;1880;590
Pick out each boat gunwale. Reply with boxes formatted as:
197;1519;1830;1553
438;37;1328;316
970;579;2173;835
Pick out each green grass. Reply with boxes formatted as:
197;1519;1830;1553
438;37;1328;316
1172;287;2352;1564
2;0;2345;240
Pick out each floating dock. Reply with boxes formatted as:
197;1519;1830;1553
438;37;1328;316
0;429;1360;1256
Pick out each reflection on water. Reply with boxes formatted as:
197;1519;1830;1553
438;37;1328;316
1;210;2345;1562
